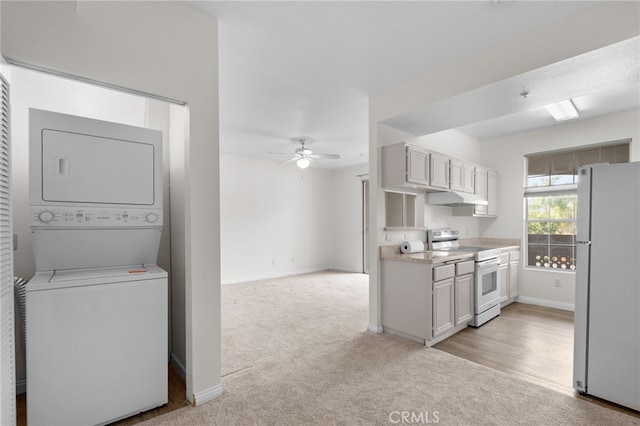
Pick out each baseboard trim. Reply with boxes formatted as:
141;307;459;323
222;268;335;285
170;352;187;380
517;296;574;312
192;384;224;406
367;324;383;334
16;378;26;395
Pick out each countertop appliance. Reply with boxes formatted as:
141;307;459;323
26;109;167;426
427;229;501;326
573;162;640;411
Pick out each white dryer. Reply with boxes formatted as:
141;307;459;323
26;110;168;426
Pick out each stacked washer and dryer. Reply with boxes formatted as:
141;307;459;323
26;109;168;425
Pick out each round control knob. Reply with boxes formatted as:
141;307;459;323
38;211;54;223
145;213;158;224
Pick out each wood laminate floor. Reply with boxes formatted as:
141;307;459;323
434;302;640;419
16;363;189;426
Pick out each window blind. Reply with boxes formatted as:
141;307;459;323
524;140;630;195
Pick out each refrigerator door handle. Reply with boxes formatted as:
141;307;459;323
576;241;591;245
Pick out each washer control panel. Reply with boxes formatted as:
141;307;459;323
30;206;163;228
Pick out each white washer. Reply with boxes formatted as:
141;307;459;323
26;265;167;426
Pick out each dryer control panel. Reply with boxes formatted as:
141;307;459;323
30;206;163;228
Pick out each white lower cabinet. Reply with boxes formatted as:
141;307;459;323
381;260;432;342
454;273;474;324
499;249;520;307
498;253;509;304
433;277;455;338
381;258;476;346
509;251;520;299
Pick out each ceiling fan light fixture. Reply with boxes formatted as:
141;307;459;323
544;99;579;121
296;157;310;169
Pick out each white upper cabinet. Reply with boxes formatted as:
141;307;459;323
382;143;430;190
430;152;450;189
450;159;464;192
382;142;497;216
487;170;499;217
406;145;430;186
462;163;475;193
474;167;488;216
450;159;475;194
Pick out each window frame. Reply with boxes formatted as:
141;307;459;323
524;193;577;272
523;139;630;272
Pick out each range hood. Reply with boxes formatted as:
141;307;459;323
426;191;488;207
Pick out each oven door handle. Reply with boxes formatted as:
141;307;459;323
477;258;501;268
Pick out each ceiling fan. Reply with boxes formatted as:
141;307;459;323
267;138;340;169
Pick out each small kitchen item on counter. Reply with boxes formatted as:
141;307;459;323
400;240;425;254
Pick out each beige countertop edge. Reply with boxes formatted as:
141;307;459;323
379;238;521;264
380;251;475;265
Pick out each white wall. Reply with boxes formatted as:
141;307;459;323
220;154;335;284
169;104;188;377
478;109;640;308
1;1;221;404
219;155;369;283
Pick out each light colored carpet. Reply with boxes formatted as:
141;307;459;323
143;271;639;425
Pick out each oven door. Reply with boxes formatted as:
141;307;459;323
475;258;501;314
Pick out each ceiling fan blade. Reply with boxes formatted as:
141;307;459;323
280;157;299;165
309;153;340;159
267;151;294;156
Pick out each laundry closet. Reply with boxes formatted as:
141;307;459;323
26;109;168;425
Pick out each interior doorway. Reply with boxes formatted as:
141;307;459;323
5;64;189;425
362;179;369;274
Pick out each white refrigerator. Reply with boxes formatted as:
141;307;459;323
573;161;640;411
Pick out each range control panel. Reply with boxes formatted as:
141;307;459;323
30;206;163;228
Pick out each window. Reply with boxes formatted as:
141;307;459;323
524;141;630;270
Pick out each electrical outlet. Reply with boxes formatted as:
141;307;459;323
554;279;561;287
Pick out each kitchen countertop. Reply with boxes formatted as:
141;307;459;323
380;238;521;264
458;238;521;251
380;245;474;264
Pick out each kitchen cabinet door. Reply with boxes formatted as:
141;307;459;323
509;251;520;299
430;153;450;189
462;163;475;193
449;159;464;192
406;146;430;186
487;170;499;217
454;273;474;325
433;277;455;337
499;253;509;304
474;167;488;216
